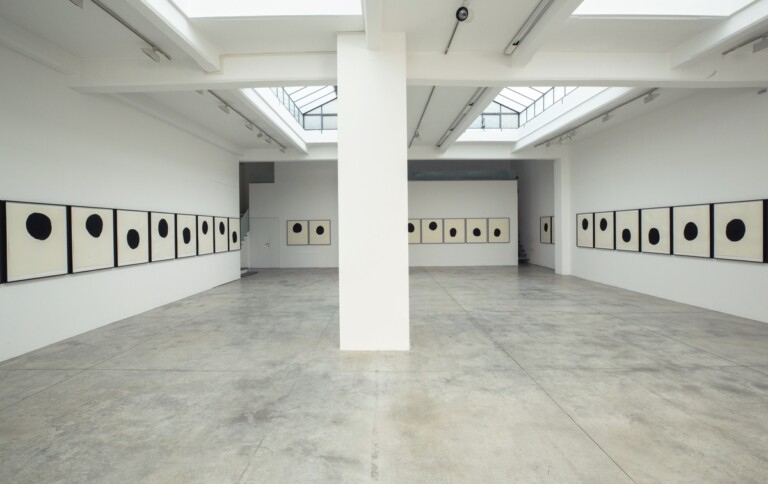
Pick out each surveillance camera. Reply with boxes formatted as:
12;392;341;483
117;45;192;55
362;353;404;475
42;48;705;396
456;6;469;22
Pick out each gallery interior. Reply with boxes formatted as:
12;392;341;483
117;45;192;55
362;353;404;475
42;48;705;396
1;0;768;481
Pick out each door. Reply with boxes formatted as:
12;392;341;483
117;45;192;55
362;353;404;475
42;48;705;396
250;217;280;268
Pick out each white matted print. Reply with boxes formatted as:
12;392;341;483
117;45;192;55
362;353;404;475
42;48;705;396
176;214;197;258
116;209;149;267
443;219;465;244
594;212;614;250
229;218;240;251
309;220;331;245
576;213;594;248
408;219;421;244
540;216;552;244
672;205;710;258
421;219;443;244
5;202;68;282
466;218;487;243
214;217;229;253
197;216;214;255
641;208;671;255
287;220;308;245
71;206;114;273
150;212;175;262
489;218;510;243
615;210;640;252
713;200;764;262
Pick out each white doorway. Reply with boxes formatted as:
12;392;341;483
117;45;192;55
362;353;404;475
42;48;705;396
250;217;280;268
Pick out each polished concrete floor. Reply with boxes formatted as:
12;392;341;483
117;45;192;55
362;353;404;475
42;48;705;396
2;265;768;483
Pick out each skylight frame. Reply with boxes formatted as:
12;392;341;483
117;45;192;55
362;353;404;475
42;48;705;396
170;0;362;18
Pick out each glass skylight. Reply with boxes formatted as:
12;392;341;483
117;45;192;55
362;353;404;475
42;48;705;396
470;87;577;131
271;86;338;132
171;0;361;18
573;0;755;17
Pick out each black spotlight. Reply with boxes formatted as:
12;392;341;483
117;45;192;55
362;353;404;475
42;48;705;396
456;6;469;22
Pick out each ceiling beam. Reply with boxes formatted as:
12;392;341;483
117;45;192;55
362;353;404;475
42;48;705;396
68;53;337;93
669;0;768;68
0;16;79;75
435;87;501;153
362;0;383;50
123;0;221;72
506;0;584;67
235;89;309;154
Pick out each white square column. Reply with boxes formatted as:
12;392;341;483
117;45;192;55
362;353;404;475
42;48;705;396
337;33;410;350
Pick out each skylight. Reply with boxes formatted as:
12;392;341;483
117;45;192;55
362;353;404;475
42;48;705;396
470;87;577;131
171;0;361;18
271;86;338;132
573;0;755;17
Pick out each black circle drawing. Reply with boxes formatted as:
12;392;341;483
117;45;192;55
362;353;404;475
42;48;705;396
26;212;52;241
292;223;303;233
183;227;191;244
473;228;481;237
127;229;140;249
408;223;415;233
429;221;438;231
158;219;169;238
219;221;226;235
622;229;631;243
725;219;746;242
683;222;698;241
600;218;608;231
85;214;103;238
316;225;325;235
232;231;238;244
582;218;589;231
648;228;661;245
494;228;501;237
449;228;457;237
544;223;549;232
202;221;209;234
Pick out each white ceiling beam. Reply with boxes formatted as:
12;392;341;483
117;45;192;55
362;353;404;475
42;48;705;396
670;0;768;68
235;89;308;154
362;0;383;50
435;87;501;153
68;53;337;93
408;51;768;88
0;16;79;74
507;0;584;67
123;0;221;72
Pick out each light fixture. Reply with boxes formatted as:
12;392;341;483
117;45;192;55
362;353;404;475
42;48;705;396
256;131;263;138
409;86;436;148
758;88;767;95
754;36;768;53
536;88;659;148
456;6;469;21
245;123;255;131
722;31;768;56
445;1;472;54
71;0;172;63
196;90;204;95
504;0;556;55
265;137;272;144
218;104;230;114
206;90;288;152
279;148;286;154
436;87;488;148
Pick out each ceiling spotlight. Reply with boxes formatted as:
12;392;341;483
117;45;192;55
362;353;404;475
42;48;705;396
414;130;420;138
69;0;83;8
758;88;768;95
256;131;263;138
545;141;551;148
753;36;768;53
142;47;160;63
456;6;469;22
265;137;272;144
245;123;254;131
644;91;660;104
196;90;204;95
218;104;230;114
602;113;613;122
279;148;286;154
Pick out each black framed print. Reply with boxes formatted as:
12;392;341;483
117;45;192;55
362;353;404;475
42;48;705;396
309;220;331;245
421;219;443;244
641;207;672;255
594;211;614;250
576;213;594;248
443;218;465;244
408;219;421;244
287;220;308;245
150;212;175;262
4;201;69;282
489;218;510;243
672;204;711;258
540;216;552;244
229;217;241;251
70;206;115;273
176;214;197;258
198;215;214;255
214;217;229;253
615;209;640;252
713;200;764;263
116;209;149;267
466;218;488;243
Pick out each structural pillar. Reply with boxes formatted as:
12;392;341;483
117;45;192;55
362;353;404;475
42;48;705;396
337;32;410;350
554;153;572;275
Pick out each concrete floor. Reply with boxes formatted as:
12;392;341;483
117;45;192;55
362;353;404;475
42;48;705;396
1;265;768;483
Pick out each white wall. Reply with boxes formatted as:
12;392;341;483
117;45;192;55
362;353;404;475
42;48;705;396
513;160;555;269
248;161;339;268
408;180;518;266
0;45;240;362
569;88;768;323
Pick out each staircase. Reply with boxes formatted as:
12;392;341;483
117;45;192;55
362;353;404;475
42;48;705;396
518;238;529;263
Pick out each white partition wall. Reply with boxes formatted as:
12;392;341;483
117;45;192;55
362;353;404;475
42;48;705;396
337;33;409;351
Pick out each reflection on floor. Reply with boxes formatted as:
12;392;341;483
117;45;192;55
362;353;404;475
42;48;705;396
2;265;768;482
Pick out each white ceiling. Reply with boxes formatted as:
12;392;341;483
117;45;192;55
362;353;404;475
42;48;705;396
407;86;483;147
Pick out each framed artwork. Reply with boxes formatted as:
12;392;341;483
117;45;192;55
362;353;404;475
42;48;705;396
408;219;421;244
197;215;214;255
615;209;640;252
540;216;552;244
4;201;69;282
309;220;331;245
672;204;711;258
466;218;487;243
713;200;764;263
176;214;197;258
594;211;614;250
150;212;175;262
443;219;465;244
116;209;149;267
287;220;308;245
489;218;510;243
421;219;443;244
229;217;241;251
576;213;594;248
641;207;672;255
214;217;229;253
70;206;114;273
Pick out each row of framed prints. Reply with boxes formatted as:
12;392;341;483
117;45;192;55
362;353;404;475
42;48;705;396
576;200;768;263
0;200;240;283
540;216;554;244
288;220;331;245
408;218;510;244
